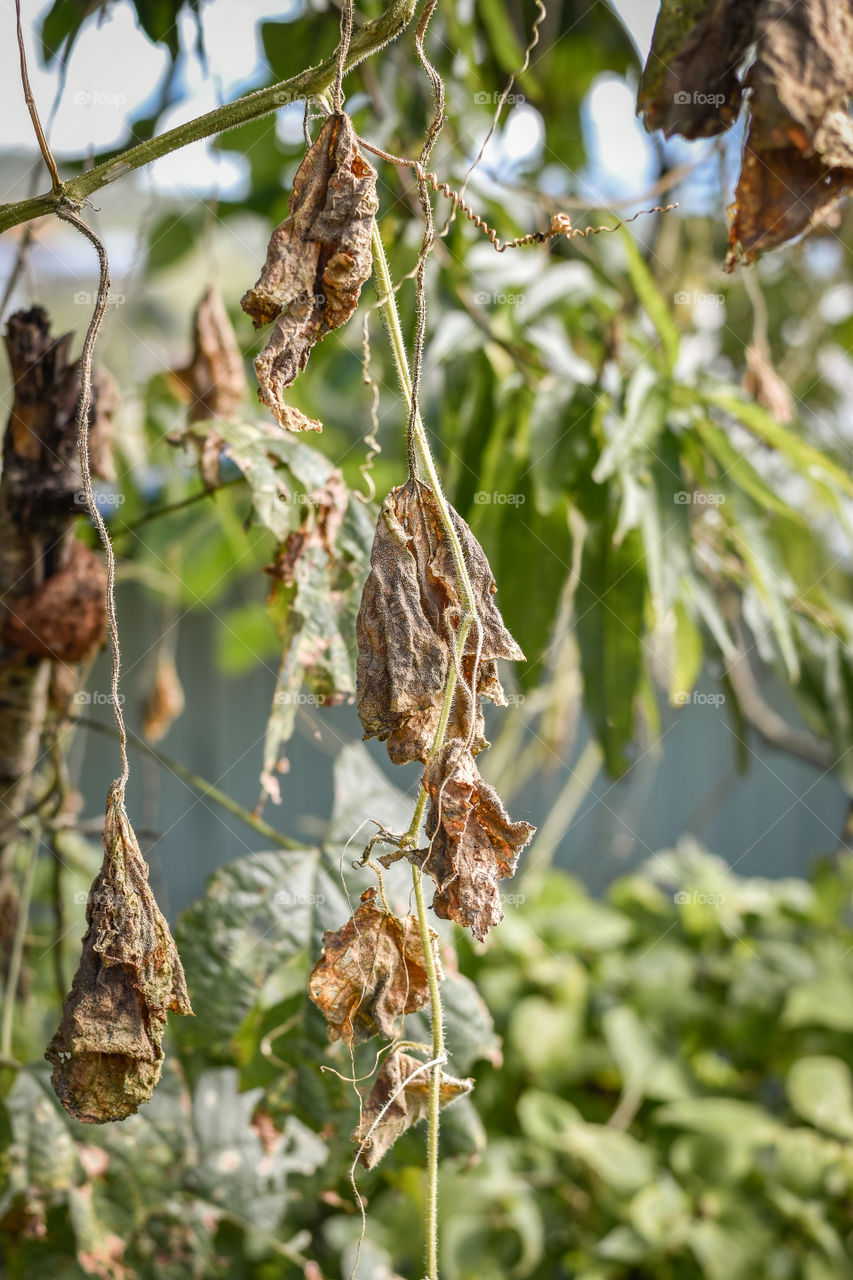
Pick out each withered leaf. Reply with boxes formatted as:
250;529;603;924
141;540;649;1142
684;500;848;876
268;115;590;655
46;782;192;1123
410;738;535;942
241;112;378;429
356;479;524;765
3;540;106;664
352;1051;472;1169
141;652;185;742
308;887;439;1046
637;0;756;139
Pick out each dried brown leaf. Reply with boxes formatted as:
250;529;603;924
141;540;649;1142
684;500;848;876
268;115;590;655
46;783;192;1123
743;343;795;424
352;1051;473;1169
356;479;524;764
412;738;535;942
729;0;853;265
3;540;106;663
308;888;439;1046
172;285;248;423
241;112;377;428
637;0;756;140
141;653;185;742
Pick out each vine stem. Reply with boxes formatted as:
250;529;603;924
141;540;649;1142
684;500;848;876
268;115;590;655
371;220;478;1280
0;831;38;1059
0;0;416;235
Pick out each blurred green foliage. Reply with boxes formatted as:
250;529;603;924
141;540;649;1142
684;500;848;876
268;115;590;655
3;747;853;1278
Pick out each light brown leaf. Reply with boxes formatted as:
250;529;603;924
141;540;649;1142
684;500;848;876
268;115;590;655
356;479;524;764
352;1051;473;1169
46;783;193;1123
241;112;377;428
308;888;439;1046
172;285;247;423
410;738;535;942
141;653;185;742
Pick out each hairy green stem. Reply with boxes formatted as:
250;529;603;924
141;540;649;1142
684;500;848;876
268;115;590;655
72;715;302;852
371;219;480;1280
0;0;416;235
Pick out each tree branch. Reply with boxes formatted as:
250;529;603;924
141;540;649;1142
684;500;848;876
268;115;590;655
0;0;416;236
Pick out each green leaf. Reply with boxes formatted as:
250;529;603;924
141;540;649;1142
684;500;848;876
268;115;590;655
621;230;680;372
787;1057;853;1139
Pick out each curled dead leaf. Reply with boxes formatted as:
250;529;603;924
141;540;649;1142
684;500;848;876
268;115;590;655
3;540;107;663
241;112;377;429
308;888;439;1046
141;653;185;742
356;479;524;764
353;1051;473;1169
404;738;535;942
46;783;192;1123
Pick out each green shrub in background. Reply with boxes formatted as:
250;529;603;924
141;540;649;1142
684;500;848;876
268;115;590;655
2;748;852;1279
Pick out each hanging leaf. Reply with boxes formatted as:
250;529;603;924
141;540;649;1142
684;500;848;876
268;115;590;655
353;1051;472;1169
308;888;440;1046
46;783;192;1123
141;652;185;742
240;112;378;428
399;738;535;942
3;540;107;664
356;479;524;765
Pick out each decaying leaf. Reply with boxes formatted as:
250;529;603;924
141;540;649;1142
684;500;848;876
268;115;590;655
170;286;249;488
637;0;853;266
404;738;535;942
356;479;524;765
352;1051;473;1169
3;540;107;663
637;0;755;139
308;888;439;1046
744;343;795;423
141;652;185;742
240;112;378;428
46;782;192;1123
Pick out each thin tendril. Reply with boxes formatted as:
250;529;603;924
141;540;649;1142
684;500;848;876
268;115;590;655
333;0;355;113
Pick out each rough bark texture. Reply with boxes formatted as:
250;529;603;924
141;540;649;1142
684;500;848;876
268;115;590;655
0;308;111;913
241;112;378;429
46;783;193;1124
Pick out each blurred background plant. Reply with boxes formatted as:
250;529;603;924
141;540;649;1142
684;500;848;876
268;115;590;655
2;0;853;1275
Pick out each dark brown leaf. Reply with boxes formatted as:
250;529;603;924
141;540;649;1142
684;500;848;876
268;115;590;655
3;541;106;663
352;1051;472;1169
356;479;524;764
637;0;756;140
410;738;535;942
241;112;377;428
46;783;192;1123
308;888;438;1046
